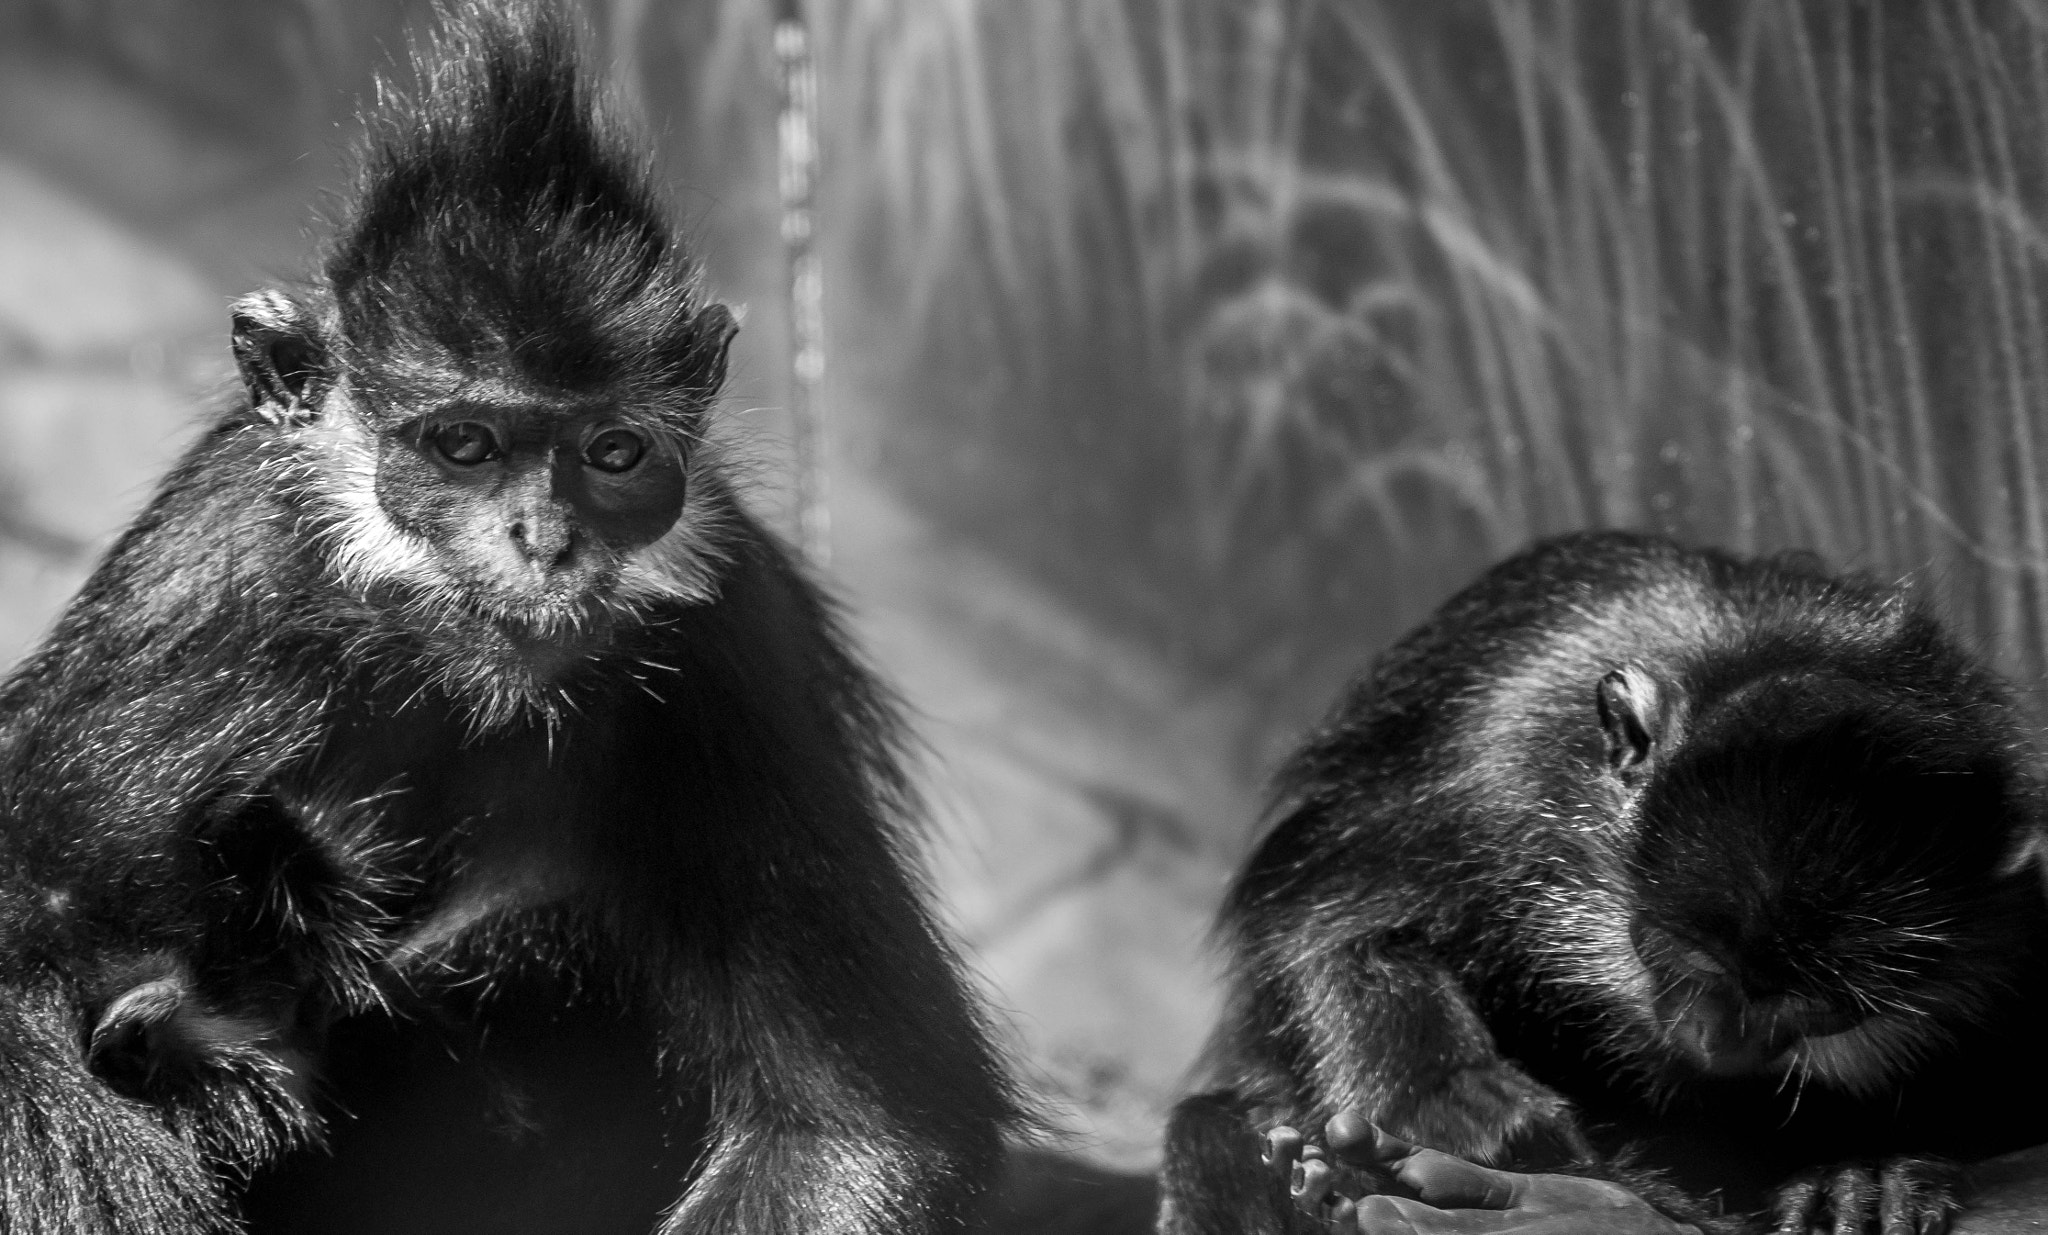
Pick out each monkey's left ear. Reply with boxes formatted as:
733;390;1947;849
1596;666;1663;775
678;303;739;397
231;290;330;426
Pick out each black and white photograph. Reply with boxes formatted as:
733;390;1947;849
2;2;2048;1232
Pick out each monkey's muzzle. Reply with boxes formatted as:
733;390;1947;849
1658;982;1863;1076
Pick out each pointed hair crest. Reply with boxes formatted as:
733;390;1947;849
326;0;724;417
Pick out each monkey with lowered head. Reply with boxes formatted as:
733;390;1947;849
1158;531;2048;1235
0;4;1019;1233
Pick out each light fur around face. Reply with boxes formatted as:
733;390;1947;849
255;382;743;735
282;381;732;630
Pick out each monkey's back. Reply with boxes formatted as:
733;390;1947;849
1217;530;2048;1207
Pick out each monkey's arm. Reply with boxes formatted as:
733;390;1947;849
0;788;341;1232
653;854;1013;1235
1245;940;1760;1234
1159;937;1577;1235
642;542;1017;1235
1280;939;1577;1164
0;454;362;1222
1160;1090;1321;1235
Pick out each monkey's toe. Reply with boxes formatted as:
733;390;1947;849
1263;1123;1306;1189
1279;1133;1391;1228
1770;1158;1962;1235
1324;1112;1415;1167
1876;1158;1963;1235
1293;1153;1338;1215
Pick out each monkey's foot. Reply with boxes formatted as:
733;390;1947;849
1262;1112;1414;1229
1769;1157;1963;1235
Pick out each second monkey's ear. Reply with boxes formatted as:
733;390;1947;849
231;290;330;426
1596;666;1663;775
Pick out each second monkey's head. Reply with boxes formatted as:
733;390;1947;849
1591;647;2041;1101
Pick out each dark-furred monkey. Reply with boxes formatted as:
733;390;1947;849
1161;532;2048;1235
0;4;1018;1232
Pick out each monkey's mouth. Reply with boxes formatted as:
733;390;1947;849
441;552;627;637
1657;985;1864;1078
397;562;619;653
1671;1016;1804;1077
465;590;616;642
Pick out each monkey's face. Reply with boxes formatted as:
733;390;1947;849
230;288;737;650
1617;707;2027;1098
369;402;688;628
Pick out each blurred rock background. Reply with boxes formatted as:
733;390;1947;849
6;0;2048;1192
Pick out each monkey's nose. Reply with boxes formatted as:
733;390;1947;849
507;514;573;568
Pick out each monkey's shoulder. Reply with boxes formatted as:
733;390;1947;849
0;422;340;806
70;421;324;628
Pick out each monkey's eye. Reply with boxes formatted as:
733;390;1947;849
431;421;498;466
583;427;646;474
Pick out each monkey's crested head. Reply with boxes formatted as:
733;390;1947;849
1602;664;2039;1099
328;0;731;411
226;0;739;662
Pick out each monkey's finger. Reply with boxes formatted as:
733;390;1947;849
1352;1193;1559;1235
1878;1167;1911;1235
1875;1158;1960;1235
1360;1194;1706;1235
1389;1149;1521;1211
1352;1194;1423;1235
1294;1156;1338;1216
1828;1166;1876;1235
1771;1172;1823;1235
1265;1124;1306;1189
1327;1111;1415;1165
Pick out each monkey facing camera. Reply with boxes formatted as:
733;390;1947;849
1160;531;2048;1235
0;3;1019;1233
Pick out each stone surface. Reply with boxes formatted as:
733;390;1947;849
1965;1144;2048;1233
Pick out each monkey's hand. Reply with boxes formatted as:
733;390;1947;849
1768;1158;1963;1235
1268;1114;1704;1235
1262;1118;1405;1229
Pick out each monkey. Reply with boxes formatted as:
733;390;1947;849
1156;530;2048;1235
0;3;1021;1232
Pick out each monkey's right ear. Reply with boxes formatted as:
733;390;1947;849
231;290;329;426
678;303;739;396
1596;667;1662;775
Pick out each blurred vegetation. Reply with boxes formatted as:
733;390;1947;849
15;0;2048;748
782;0;2048;745
3;1;380;148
